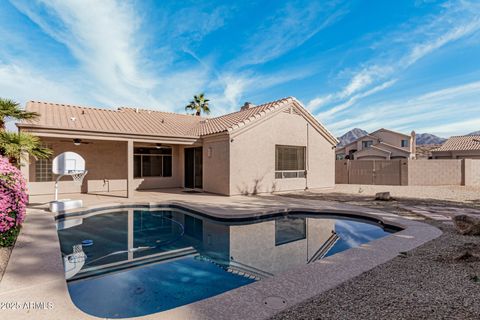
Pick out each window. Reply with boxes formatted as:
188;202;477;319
401;139;410;148
275;145;306;179
362;140;373;148
35;158;53;182
35;144;53;182
134;147;172;178
275;217;306;246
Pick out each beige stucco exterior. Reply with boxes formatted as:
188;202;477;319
431;150;480;159
20;100;337;197
229;108;335;195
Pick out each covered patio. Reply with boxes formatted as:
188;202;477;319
20;134;204;199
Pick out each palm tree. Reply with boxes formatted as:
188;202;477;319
0;98;39;131
185;93;210;116
0;131;52;167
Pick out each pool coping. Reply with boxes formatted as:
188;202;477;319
0;199;442;320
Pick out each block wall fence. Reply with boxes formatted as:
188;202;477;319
335;159;480;186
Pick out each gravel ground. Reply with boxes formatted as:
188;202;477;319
317;184;480;204
270;191;480;320
0;247;12;282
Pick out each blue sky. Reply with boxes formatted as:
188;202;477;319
1;0;480;137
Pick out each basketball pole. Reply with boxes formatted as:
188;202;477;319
54;175;64;201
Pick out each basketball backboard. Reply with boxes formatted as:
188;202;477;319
52;152;86;175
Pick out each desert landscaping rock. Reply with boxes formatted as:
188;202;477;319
453;215;480;235
271;222;480;320
271;190;480;320
375;191;391;201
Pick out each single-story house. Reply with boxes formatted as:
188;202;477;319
18;97;338;197
335;128;416;160
431;135;480;159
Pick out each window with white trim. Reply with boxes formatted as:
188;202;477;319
362;140;373;148
275;145;306;179
34;144;53;182
134;147;172;178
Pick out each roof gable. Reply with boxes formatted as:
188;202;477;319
370;128;410;138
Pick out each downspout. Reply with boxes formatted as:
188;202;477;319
305;123;309;190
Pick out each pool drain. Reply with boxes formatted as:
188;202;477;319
262;296;287;309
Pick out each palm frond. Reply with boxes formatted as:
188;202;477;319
0;131;52;165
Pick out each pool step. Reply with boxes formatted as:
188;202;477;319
195;255;272;280
70;246;198;281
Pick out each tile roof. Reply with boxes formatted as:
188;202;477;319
21;101;203;137
190;97;293;136
433;135;480;152
19;97;338;141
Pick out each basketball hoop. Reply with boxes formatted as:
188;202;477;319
51;152;88;202
70;171;88;185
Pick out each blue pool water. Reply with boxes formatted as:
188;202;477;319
57;208;397;318
69;256;254;318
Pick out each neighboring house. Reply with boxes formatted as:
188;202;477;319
18;97;338;197
431;135;480;159
335;128;416;160
415;144;443;159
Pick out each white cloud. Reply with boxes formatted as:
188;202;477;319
236;1;350;66
420;118;480;136
308;0;480;116
328;80;480;137
0;62;82;105
317;79;397;120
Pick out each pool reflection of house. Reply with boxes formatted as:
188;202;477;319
18;97;338;197
61;209;338;280
155;210;338;276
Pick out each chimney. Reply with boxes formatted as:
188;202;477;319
410;130;416;159
241;102;255;111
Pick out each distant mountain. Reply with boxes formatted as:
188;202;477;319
337;128;368;147
415;133;446;145
467;130;480;136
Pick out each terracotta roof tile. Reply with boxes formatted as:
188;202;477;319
19;97;337;144
433;135;480;152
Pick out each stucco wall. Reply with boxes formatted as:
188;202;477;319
374;130;408;147
337;159;478;186
27;138;182;195
408;160;463;186
464;159;480;186
432;150;480;159
229;110;335;195
202;135;230;195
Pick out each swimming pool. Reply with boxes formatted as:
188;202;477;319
56;206;399;318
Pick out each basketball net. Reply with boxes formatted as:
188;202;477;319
69;171;88;185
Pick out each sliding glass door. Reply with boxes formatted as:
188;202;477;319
184;147;203;189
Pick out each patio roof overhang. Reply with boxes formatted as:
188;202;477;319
17;124;200;145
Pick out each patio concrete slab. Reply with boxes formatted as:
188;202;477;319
1;190;442;320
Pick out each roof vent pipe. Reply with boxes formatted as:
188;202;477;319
241;102;255;111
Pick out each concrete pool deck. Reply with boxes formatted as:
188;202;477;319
0;189;442;320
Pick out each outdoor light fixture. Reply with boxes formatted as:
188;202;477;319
156;143;163;149
207;147;212;158
73;139;82;146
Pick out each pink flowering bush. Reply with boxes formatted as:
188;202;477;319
0;156;27;247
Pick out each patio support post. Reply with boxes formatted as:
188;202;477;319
127;140;134;198
20;151;29;182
